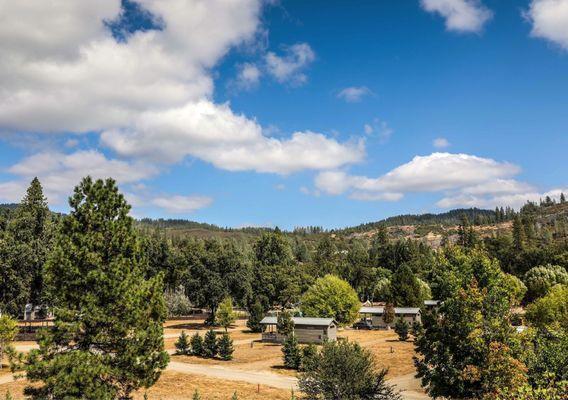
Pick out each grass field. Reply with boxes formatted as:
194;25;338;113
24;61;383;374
1;318;418;399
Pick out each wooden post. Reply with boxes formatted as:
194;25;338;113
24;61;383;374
257;384;260;393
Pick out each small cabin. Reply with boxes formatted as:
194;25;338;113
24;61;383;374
259;317;337;344
424;300;441;311
359;306;421;329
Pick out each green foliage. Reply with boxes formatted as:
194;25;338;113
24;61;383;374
190;333;204;357
231;391;238;400
394;318;409;341
203;329;218;358
526;285;568;330
24;177;169;399
300;275;359;326
282;334;302;370
411;320;423;338
175;331;191;355
246;300;265;333
300;344;318;372
298;340;401;400
0;314;18;370
524;265;568;300
415;272;524;399
491;380;568;400
373;278;391;301
192;389;201;400
521;328;568;386
218;332;234;361
390;264;425;307
216;297;237;332
502;273;528;305
382;303;395;326
277;311;295;336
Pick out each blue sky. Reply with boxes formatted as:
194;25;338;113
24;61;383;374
0;0;567;229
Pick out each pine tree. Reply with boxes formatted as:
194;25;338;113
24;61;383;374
411;321;423;338
24;177;169;399
561;192;566;204
282;334;302;369
382;303;395;329
190;333;204;357
218;333;234;361
277;310;295;336
175;331;191;355
203;329;218;358
512;215;526;251
394;317;409;341
192;389;201;400
246;300;265;333
231;391;238;400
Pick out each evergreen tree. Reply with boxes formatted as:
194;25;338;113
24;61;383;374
190;333;204;357
513;214;526;251
300;344;318;372
203;329;218;358
24;177;169;399
282;334;302;370
411;320;423;338
246;300;265;333
218;332;234;361
394;317;409;341
192;389;201;400
457;214;477;248
175;331;191;355
561;192;566;204
277;310;295;336
390;265;424;307
382;302;395;329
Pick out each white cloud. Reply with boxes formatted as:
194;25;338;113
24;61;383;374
421;0;493;33
101;100;365;174
433;137;450;148
0;1;362;183
526;0;568;50
265;43;315;85
235;62;261;90
2;150;159;204
315;152;520;202
152;195;213;214
437;188;568;209
337;86;371;103
363;118;393;143
364;124;374;135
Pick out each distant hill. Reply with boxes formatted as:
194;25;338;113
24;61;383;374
0;203;18;211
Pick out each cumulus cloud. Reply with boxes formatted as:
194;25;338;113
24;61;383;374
525;0;568;50
437;188;568;209
315;152;521;202
0;1;363;206
265;43;315;85
420;0;493;33
433;137;450;148
1;150;159;204
337;86;371;102
234;62;261;90
152;195;213;214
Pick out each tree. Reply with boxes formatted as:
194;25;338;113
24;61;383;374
526;285;568;329
382;303;395;329
175;331;191;355
164;286;193;318
24;177;169;399
411;321;423;338
524;265;568;300
216;297;237;332
457;214;477;248
218;332;234;361
192;389;201;400
300;344;318;372
502;273;528;305
190;333;204;357
299;340;401;400
246;300;265;333
300;275;360;327
203;329;218;358
415;277;525;399
0;315;18;370
277;311;295;336
282;334;302;370
513;215;527;251
561;193;566;204
390;264;424;307
394;318;409;341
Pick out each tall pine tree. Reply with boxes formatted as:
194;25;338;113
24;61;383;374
24;177;168;399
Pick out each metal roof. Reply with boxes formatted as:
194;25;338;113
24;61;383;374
424;300;441;306
259;316;336;326
359;306;421;315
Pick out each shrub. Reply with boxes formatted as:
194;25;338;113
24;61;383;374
203;329;218;358
164;287;193;317
174;331;190;355
218;333;234;361
394;318;409;341
190;333;203;357
282;334;302;370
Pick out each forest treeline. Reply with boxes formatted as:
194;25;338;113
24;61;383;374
0;177;567;399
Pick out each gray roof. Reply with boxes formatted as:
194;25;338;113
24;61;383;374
259;316;336;327
424;300;441;306
359;306;421;315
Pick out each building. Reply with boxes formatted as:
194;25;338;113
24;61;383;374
424;300;441;310
259;316;337;344
359;306;421;329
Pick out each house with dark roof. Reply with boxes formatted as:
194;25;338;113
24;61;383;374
359;306;421;329
259;316;337;344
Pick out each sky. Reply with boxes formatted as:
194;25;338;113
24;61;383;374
0;0;567;229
